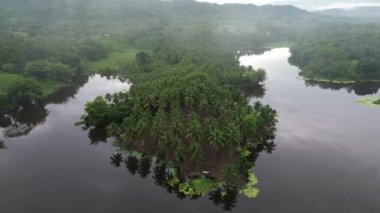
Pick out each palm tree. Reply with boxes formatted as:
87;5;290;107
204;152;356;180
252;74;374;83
222;165;239;186
105;93;112;103
135;112;150;137
241;114;258;144
171;110;183;138
106;123;121;136
174;143;186;163
208;128;225;163
150;108;165;140
160;132;178;160
225;122;241;160
186;114;202;143
189;141;203;169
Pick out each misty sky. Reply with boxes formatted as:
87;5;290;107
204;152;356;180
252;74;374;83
196;0;380;10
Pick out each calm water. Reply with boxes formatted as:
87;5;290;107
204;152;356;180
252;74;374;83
0;48;379;212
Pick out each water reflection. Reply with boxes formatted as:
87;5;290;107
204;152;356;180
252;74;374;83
47;75;89;104
240;84;266;98
117;154;241;210
108;140;277;211
87;126;108;145
305;80;380;96
0;140;6;149
2;106;48;138
0;75;89;139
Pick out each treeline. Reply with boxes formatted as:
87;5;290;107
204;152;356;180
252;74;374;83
289;24;380;81
0;34;109;79
118;45;266;88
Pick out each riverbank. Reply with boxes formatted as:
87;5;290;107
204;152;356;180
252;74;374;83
303;77;380;84
0;71;69;111
355;97;380;108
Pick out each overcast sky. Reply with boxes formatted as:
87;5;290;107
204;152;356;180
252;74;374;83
196;0;380;10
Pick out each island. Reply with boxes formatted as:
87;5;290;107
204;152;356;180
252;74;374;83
80;67;277;198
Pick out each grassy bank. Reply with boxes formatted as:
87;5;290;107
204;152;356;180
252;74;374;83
0;71;66;96
355;97;380;108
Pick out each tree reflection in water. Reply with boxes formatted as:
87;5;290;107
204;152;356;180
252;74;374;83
305;80;380;96
0;75;89;140
0;140;7;149
87;126;108;145
2;105;48;138
110;141;277;211
241;84;266;98
125;155;139;175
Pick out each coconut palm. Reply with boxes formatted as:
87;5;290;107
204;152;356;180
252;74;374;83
225;122;242;160
189;141;203;169
222;165;239;186
174;143;186;163
208;128;225;163
186;114;202;143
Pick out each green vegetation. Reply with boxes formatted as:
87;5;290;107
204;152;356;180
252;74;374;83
302;77;357;84
25;60;75;82
290;25;380;82
190;178;219;194
242;173;259;198
355;97;380;108
0;72;24;96
374;99;380;105
85;47;143;73
0;72;67;110
6;78;44;107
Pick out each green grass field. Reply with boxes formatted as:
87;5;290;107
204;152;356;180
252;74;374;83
85;45;146;73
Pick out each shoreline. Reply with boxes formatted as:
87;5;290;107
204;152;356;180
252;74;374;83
355;97;380;108
303;77;380;84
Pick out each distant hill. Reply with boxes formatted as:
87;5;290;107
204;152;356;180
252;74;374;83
319;6;380;19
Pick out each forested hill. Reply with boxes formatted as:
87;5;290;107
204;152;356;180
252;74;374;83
319;7;380;20
0;0;321;45
0;0;309;18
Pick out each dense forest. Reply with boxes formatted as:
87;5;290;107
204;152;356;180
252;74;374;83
290;24;380;82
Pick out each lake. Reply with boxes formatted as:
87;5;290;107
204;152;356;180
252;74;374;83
0;48;379;212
